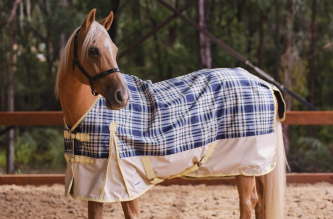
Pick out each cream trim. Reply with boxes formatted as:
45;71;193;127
64;130;90;142
181;175;235;180
64;154;93;164
70;95;101;132
271;86;278;172
182;166;276;178
67;139;75;196
66;170;74;196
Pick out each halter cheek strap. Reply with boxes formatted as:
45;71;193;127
72;28;120;96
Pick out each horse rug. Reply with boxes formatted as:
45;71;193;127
63;68;286;202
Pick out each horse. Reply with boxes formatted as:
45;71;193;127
55;9;287;219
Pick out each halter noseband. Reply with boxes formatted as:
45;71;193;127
72;28;120;96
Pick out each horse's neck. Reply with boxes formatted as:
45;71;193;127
59;71;98;129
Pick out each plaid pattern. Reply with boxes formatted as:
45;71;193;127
64;68;276;159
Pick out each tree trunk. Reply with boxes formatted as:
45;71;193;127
308;0;317;137
26;0;31;21
246;13;255;59
144;1;164;81
19;1;24;34
197;0;212;69
59;0;71;58
236;0;245;23
309;0;316;105
167;0;178;79
0;32;5;112
132;0;144;68
257;10;264;69
0;0;21;33
109;0;120;43
282;0;294;156
7;18;15;174
275;0;280;82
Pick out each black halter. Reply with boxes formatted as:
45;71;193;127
72;28;120;96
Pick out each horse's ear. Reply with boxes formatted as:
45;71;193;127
81;9;96;31
99;11;114;31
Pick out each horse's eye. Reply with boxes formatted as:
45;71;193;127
89;47;99;56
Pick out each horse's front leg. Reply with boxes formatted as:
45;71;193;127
88;201;103;219
121;198;140;219
236;175;258;219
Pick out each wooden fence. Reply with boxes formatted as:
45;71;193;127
0;111;332;185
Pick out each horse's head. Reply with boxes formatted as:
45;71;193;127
72;9;129;110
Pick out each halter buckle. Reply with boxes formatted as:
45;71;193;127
91;89;98;96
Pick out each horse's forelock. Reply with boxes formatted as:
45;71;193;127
80;21;109;61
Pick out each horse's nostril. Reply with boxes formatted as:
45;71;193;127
115;91;123;103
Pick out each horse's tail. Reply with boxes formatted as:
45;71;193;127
261;119;287;219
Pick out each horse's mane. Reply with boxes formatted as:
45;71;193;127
54;21;108;98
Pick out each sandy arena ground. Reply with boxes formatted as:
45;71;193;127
0;183;332;219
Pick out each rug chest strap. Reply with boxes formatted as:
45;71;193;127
64;130;90;142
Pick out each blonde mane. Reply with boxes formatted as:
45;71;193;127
54;21;109;98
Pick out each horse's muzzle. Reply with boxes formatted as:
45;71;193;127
105;88;129;110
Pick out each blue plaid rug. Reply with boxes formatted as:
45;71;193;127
65;68;277;159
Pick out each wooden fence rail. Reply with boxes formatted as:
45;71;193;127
1;111;333;126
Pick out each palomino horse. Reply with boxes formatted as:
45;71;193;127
55;9;287;219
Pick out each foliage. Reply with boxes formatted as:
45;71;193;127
0;127;65;174
289;137;333;172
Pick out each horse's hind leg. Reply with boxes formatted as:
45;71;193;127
254;177;264;219
121;198;141;219
236;175;258;219
88;201;103;219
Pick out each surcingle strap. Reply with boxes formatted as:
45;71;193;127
169;163;200;179
142;142;216;184
169;142;216;179
142;157;165;184
199;142;216;165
